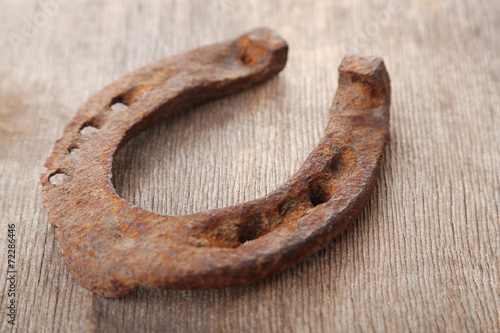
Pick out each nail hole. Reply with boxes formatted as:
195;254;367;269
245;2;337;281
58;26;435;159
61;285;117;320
68;145;79;154
309;179;331;207
238;215;269;244
326;153;342;174
111;96;128;111
79;118;101;135
238;227;259;244
80;125;99;135
49;170;72;185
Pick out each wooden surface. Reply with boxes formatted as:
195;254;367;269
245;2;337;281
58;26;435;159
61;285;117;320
1;0;499;331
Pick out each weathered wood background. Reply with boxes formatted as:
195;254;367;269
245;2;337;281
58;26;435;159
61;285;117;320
1;0;499;331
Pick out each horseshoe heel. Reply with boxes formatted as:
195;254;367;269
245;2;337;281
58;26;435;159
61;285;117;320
41;27;390;297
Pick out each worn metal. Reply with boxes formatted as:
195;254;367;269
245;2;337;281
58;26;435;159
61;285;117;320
41;27;391;297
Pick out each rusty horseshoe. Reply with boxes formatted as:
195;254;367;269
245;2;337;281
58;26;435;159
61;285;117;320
41;27;390;297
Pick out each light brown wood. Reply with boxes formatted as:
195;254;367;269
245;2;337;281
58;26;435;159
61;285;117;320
1;0;499;331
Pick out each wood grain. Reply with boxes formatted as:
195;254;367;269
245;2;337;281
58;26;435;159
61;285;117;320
1;0;499;331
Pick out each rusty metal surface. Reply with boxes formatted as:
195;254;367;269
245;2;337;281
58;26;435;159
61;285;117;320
41;27;391;297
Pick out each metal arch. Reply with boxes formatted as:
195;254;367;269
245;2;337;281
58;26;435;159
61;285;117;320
41;27;391;297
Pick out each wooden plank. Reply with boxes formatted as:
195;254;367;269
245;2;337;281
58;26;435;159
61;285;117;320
0;0;498;331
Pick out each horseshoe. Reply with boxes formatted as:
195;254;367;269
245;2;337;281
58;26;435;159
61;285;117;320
41;27;390;297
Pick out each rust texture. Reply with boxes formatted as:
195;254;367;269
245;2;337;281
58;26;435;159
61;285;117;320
41;27;391;297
